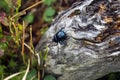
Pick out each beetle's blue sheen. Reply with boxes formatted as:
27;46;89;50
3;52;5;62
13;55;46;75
57;31;65;38
53;29;67;44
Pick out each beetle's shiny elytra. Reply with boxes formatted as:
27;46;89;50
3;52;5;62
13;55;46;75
53;28;67;44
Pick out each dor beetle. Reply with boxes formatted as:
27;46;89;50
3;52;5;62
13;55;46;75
52;28;67;44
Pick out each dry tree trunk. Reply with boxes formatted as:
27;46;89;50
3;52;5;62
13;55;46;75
35;0;120;80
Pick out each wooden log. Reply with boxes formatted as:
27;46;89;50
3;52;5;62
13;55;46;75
36;0;120;80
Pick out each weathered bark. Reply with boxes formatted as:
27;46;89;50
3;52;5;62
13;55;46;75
35;0;120;80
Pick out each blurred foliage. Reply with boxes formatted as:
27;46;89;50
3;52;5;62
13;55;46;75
0;65;6;78
44;75;56;80
43;7;55;22
0;0;120;80
0;0;10;13
23;12;34;24
44;0;56;6
43;0;56;22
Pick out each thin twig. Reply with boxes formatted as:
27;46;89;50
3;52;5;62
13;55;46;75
30;26;34;50
11;21;20;45
21;21;26;64
24;43;41;66
29;26;33;63
23;0;43;12
11;0;44;19
24;43;35;55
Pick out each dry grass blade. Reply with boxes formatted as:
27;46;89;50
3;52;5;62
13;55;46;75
22;59;30;80
4;71;25;80
21;21;25;64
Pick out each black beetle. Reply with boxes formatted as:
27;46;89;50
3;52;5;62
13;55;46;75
52;28;67;44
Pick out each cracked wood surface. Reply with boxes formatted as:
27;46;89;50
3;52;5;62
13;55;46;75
36;0;120;80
